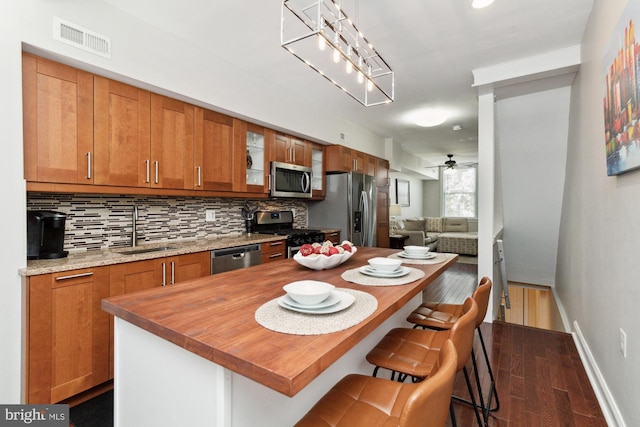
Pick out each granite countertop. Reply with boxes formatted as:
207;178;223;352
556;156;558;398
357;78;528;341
22;233;284;276
22;228;342;276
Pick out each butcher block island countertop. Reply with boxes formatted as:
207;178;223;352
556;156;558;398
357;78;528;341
102;247;457;398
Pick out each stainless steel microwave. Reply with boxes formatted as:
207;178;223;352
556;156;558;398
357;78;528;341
270;161;312;198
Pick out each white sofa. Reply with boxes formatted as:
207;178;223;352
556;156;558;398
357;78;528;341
399;217;478;256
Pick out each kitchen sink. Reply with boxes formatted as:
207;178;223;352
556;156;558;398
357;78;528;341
118;246;176;255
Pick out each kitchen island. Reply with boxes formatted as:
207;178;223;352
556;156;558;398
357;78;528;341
102;247;457;426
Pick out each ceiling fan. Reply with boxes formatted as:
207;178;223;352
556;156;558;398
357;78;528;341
442;154;477;170
444;154;457;169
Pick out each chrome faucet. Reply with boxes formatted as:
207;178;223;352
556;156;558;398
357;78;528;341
132;205;138;247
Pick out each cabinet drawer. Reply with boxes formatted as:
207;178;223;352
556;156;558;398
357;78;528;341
261;240;286;264
324;231;340;245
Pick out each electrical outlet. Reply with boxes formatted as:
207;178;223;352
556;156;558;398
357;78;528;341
620;328;627;358
205;209;215;222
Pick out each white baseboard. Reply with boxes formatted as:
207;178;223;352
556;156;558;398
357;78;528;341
572;321;625;427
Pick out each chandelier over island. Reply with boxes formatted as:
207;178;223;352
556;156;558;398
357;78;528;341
281;0;394;107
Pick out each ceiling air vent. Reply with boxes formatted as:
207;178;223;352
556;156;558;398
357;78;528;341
53;17;111;59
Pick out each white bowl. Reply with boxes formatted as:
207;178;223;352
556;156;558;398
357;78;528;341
283;280;335;306
293;247;357;270
403;245;430;255
367;257;402;272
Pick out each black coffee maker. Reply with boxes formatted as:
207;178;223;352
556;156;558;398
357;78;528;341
27;210;69;260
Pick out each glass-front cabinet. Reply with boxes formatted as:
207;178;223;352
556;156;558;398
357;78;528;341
246;131;265;187
235;120;272;194
311;144;325;199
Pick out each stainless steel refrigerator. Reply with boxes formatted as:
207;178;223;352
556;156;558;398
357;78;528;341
308;172;377;247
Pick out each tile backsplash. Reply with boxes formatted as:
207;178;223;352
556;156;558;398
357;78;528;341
27;193;308;252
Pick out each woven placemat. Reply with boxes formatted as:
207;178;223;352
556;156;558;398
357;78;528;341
255;289;377;335
341;267;425;286
387;252;448;265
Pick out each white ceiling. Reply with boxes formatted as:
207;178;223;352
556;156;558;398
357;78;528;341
103;0;594;169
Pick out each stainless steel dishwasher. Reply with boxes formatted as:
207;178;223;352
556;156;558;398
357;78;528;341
210;244;261;274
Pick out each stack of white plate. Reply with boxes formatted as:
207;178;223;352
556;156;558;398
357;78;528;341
358;257;410;278
278;280;354;314
398;245;436;260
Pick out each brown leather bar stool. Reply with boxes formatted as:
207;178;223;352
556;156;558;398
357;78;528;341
295;339;458;427
365;298;482;427
407;277;499;426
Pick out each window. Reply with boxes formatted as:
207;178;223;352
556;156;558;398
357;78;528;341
442;165;477;218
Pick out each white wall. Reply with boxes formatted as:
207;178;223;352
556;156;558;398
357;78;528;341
496;86;570;286
389;172;424;219
0;2;27;403
557;0;640;425
422;180;441;217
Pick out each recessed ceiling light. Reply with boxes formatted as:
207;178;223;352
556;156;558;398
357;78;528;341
472;0;495;9
410;108;449;127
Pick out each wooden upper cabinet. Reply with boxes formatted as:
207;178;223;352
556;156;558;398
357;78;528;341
150;94;194;189
325;145;353;172
365;154;376;177
352;150;366;174
292;137;311;167
325;145;369;174
22;52;94;184
194;107;235;192
273;133;311;167
93;76;151;187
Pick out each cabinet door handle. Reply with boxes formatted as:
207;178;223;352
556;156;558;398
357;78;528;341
171;261;175;284
86;152;92;179
154;161;159;184
269;253;283;259
161;262;166;286
292;147;295;164
196;166;202;187
145;160;150;183
269;241;283;247
268;174;271;190
55;272;93;281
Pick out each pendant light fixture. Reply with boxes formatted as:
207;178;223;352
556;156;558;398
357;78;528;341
281;0;394;107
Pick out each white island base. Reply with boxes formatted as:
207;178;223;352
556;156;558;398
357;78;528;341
112;294;420;427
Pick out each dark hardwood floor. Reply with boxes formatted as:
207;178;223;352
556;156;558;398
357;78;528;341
427;261;607;427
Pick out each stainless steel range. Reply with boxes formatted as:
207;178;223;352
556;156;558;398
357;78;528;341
253;211;325;257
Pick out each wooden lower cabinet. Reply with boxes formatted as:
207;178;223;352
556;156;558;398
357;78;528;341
109;251;210;295
26;266;110;403
108;251;210;375
25;252;211;403
261;240;286;264
325;231;341;245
